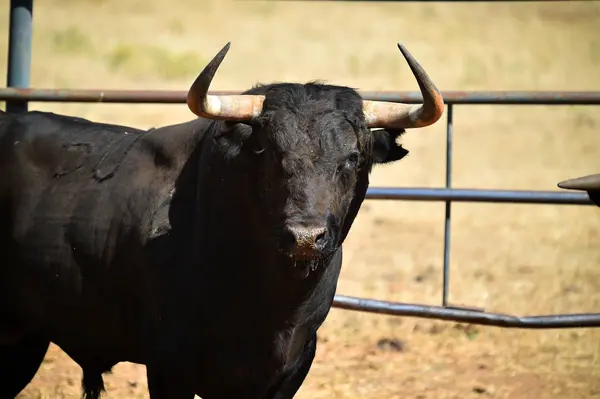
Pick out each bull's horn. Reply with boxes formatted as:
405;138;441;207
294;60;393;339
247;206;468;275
558;174;600;191
187;42;266;121
362;43;445;129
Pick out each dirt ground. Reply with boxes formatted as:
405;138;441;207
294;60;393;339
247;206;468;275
1;0;600;398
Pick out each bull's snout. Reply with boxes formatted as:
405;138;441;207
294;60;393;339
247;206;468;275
281;224;331;259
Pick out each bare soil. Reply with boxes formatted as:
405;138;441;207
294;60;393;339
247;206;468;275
1;0;599;398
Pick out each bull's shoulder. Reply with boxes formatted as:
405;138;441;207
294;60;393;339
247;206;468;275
1;112;210;239
0;111;157;239
0;113;173;266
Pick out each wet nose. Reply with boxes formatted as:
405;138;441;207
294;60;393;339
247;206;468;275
281;224;329;258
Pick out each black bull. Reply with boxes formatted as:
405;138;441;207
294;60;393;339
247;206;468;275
0;43;444;399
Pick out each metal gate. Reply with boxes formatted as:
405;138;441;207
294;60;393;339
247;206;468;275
2;0;599;329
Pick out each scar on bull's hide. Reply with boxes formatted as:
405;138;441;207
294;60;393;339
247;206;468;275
53;142;92;178
93;130;147;182
148;188;175;239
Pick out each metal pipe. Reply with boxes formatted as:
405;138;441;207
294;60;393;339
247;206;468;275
278;0;580;2
442;104;453;307
5;0;33;113
332;295;600;329
365;187;593;205
1;88;600;105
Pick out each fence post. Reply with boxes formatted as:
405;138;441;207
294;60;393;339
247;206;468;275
442;104;453;307
5;0;33;113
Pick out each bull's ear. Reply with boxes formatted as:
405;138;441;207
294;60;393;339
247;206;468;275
371;128;409;164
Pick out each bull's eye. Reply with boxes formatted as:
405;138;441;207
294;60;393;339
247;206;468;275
337;152;360;174
347;152;359;167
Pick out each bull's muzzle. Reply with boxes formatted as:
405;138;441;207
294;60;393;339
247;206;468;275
280;224;331;260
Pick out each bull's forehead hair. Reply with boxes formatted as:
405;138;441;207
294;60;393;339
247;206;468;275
244;82;364;112
244;82;365;152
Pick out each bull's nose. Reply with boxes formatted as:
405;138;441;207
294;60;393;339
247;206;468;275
281;224;329;258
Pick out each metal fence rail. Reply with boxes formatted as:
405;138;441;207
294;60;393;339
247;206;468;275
3;0;599;329
2;87;600;105
276;0;587;2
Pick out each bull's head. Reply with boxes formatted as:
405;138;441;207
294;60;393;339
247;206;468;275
186;43;444;278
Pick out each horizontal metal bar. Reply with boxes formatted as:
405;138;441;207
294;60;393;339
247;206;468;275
1;88;600;105
332;295;600;329
365;187;593;205
273;0;580;2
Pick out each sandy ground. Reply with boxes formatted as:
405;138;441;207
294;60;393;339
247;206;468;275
1;0;600;398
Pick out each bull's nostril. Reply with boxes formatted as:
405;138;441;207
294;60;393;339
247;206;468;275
281;229;297;252
313;229;328;250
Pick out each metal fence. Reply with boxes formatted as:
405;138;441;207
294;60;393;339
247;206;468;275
2;0;599;329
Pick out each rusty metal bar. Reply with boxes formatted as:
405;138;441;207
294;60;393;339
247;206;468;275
1;88;600;105
275;0;580;3
332;295;600;329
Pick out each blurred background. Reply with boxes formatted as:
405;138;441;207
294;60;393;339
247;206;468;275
1;0;599;397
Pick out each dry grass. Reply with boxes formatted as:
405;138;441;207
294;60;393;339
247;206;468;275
1;0;599;398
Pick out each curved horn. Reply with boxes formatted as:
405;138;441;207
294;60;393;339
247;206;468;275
187;42;265;121
362;43;445;129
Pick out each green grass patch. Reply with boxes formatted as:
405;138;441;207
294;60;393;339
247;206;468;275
246;0;277;16
459;54;488;87
51;26;93;54
167;19;186;35
106;44;205;81
590;40;600;64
